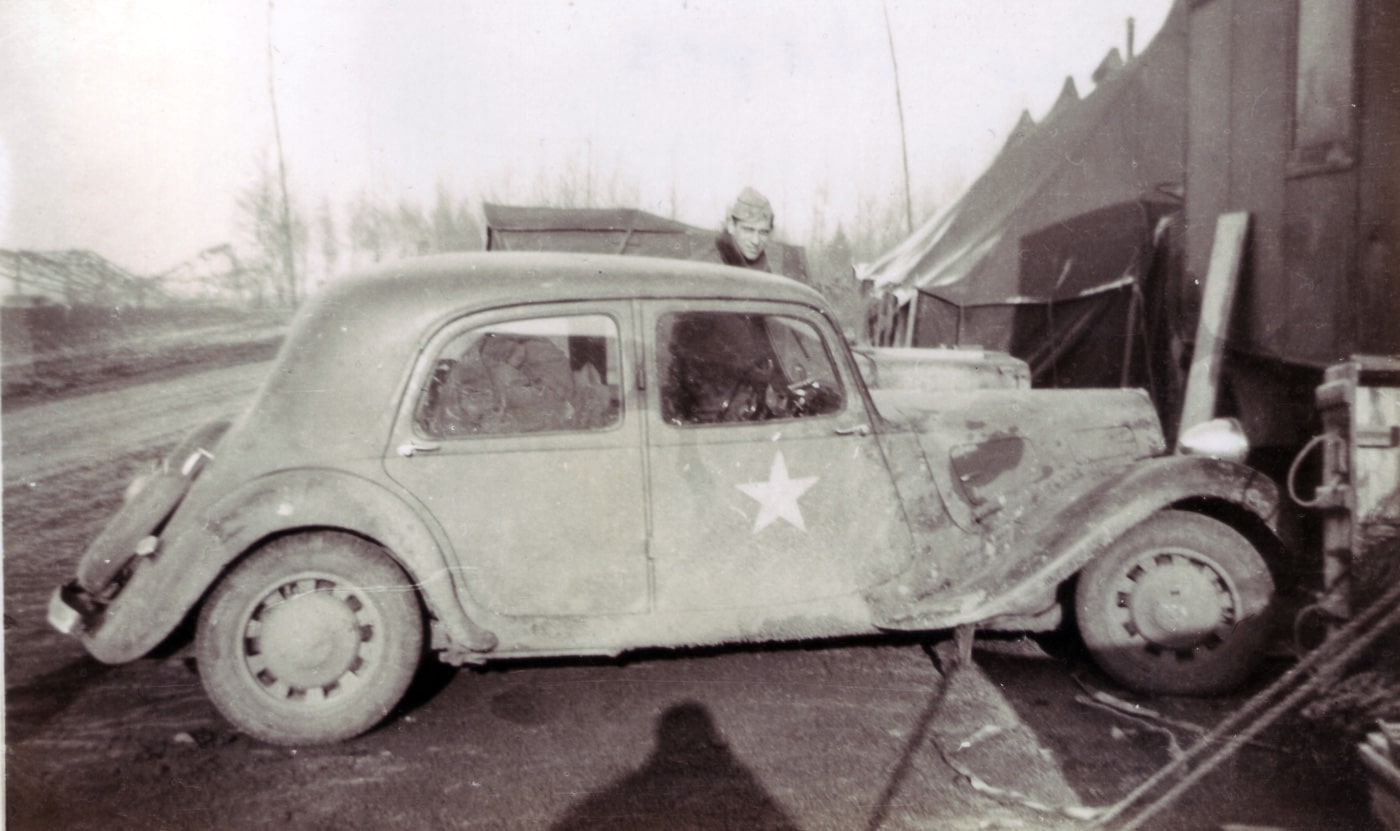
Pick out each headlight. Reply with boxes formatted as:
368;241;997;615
1176;417;1250;463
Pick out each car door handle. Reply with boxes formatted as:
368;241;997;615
396;439;441;457
835;423;870;437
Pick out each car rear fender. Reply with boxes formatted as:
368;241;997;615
873;455;1281;630
78;468;497;664
75;419;230;593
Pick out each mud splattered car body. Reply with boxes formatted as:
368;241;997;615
50;252;1283;744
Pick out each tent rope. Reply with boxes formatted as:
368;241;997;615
1086;575;1400;830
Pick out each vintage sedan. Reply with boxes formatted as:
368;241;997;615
50;252;1283;745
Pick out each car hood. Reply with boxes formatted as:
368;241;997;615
871;386;1162;441
870;387;1166;523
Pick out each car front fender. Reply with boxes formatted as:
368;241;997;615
872;454;1280;631
78;468;497;664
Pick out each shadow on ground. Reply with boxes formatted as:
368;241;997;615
5;657;116;744
550;700;803;831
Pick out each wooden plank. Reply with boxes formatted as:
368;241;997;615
1178;212;1250;442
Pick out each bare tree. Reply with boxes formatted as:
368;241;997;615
848;189;922;264
457;193;487;251
348;188;387;264
317;195;340;281
430;181;484;252
236;152;305;306
518;143;641;210
595;158;641;209
393;198;430;257
530;158;586;208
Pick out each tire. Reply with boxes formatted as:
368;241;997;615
195;532;423;745
1075;511;1275;696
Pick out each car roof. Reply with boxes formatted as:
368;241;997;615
327;251;827;317
208;251;838;478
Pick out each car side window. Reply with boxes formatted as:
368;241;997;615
416;314;621;438
657;311;844;426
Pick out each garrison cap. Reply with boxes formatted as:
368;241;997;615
728;187;774;226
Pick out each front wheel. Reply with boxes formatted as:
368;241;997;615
195;532;424;745
1075;511;1275;696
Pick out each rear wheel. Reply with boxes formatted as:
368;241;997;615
1075;511;1274;695
195;532;423;745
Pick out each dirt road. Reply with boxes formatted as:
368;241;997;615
2;362;265;488
2;362;1380;830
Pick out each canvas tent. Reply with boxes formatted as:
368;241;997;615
483;203;809;283
865;0;1189;408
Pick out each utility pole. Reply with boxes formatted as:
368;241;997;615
881;0;915;236
266;0;298;305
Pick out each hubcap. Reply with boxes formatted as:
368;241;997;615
259;591;358;688
241;577;382;704
1112;549;1238;655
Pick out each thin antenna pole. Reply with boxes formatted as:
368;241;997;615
881;0;914;236
266;0;297;304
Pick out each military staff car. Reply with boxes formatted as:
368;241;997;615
50;253;1283;745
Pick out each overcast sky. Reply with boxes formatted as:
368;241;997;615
0;0;1172;275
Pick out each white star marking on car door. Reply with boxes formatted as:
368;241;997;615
736;451;819;533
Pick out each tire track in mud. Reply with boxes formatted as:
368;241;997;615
2;362;266;488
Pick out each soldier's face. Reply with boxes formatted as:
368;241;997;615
726;216;772;262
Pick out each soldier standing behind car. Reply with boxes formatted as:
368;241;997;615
695;187;776;272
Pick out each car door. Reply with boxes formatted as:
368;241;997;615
642;301;915;623
384;302;648;618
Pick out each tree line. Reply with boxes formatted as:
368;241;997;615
234;154;488;307
232;148;943;329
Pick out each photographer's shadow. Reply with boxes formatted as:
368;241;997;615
552;700;801;831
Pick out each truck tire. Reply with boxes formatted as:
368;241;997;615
1075;510;1274;696
195;531;423;745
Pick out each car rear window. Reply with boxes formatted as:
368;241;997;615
415;314;622;437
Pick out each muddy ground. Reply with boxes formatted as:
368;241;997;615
1;311;286;412
2;347;1384;830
